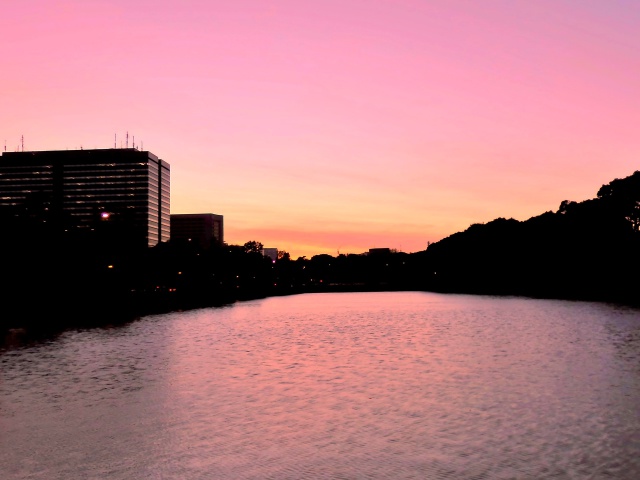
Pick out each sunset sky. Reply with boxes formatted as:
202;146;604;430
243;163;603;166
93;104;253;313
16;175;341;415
2;0;639;258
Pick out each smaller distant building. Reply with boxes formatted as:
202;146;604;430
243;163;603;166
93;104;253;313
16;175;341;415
262;247;278;262
170;213;223;249
368;248;391;256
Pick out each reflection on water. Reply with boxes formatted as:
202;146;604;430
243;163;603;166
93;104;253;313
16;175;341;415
1;292;639;479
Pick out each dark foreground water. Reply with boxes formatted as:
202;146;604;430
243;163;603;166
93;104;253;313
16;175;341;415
1;292;640;479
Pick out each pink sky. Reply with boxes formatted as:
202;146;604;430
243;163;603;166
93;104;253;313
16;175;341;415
2;0;639;258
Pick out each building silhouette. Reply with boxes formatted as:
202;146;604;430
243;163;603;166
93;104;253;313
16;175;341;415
262;247;278;262
0;148;170;247
368;248;391;256
170;213;224;249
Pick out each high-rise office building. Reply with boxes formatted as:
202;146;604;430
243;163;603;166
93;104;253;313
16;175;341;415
0;148;170;247
170;213;224;249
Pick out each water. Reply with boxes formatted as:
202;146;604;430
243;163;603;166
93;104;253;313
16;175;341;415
1;292;639;479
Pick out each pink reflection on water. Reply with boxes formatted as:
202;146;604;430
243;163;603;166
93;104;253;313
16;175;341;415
2;292;639;479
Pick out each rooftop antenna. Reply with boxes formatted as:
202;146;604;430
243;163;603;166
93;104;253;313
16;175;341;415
21;135;24;152
114;133;116;149
126;131;129;148
133;135;135;149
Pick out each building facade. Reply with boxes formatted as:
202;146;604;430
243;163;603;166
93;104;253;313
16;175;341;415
0;148;170;247
170;213;224;249
262;247;278;262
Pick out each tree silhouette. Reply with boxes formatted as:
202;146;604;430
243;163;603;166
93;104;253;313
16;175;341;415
277;250;290;261
243;240;264;254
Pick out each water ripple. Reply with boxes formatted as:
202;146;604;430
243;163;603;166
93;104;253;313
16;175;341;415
1;292;639;479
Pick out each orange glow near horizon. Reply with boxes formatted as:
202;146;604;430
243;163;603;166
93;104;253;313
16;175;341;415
2;1;639;259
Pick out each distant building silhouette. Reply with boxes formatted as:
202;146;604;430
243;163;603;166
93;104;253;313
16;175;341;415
0;148;170;247
368;248;391;256
170;213;224;249
262;247;278;262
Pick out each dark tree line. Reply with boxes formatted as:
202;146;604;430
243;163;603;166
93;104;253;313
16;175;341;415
419;170;640;304
1;170;639;335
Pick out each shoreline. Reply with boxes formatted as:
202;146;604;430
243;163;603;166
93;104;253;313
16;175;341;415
2;285;638;351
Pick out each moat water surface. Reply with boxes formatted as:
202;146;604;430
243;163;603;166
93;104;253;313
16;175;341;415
2;292;640;479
